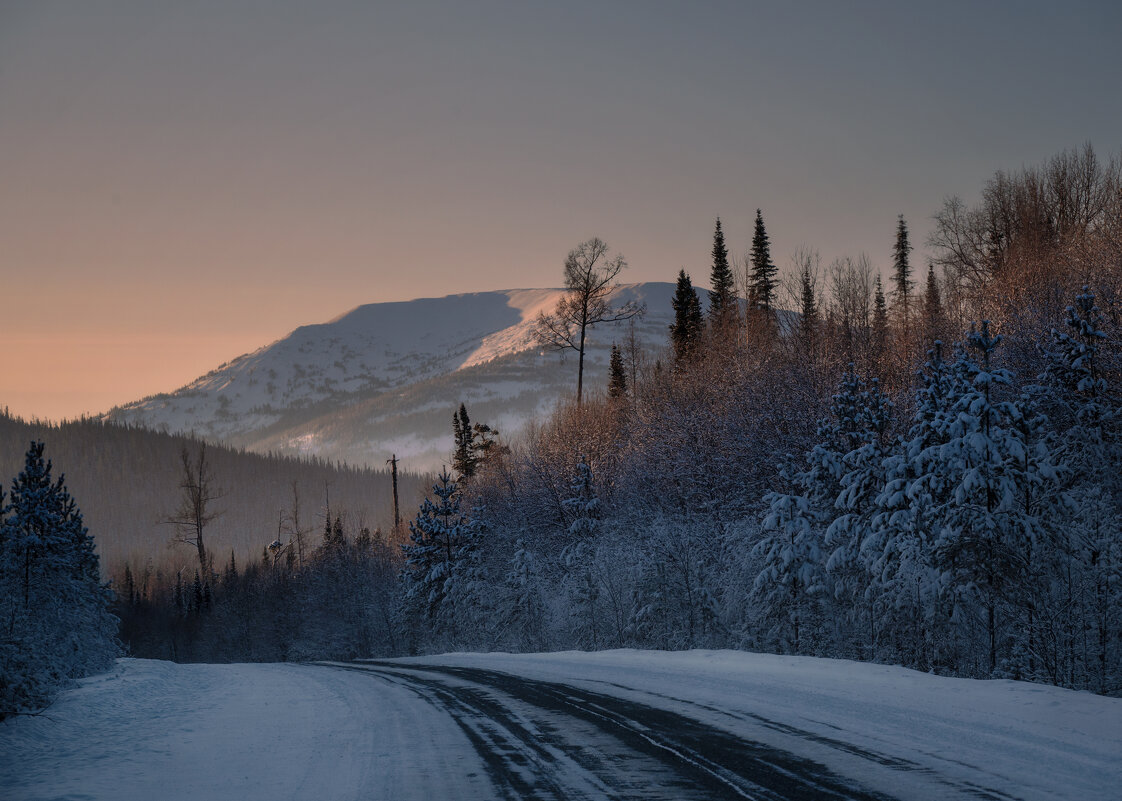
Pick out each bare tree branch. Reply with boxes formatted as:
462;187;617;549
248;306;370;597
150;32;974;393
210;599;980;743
534;238;645;404
163;444;225;575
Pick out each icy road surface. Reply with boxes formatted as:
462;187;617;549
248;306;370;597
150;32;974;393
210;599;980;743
2;650;1120;800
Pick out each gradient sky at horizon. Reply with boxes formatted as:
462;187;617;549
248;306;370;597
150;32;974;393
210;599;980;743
2;0;1120;421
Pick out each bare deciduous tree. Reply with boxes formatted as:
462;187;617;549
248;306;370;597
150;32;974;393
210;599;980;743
828;254;874;367
165;444;224;575
534;238;644;404
283;481;311;569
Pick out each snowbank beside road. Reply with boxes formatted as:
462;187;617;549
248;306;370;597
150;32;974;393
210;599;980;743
396;649;1122;801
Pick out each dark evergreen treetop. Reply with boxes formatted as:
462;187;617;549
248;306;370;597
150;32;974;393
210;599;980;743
669;269;704;363
892;214;914;335
873;274;889;357
708;218;736;325
922;264;943;341
452;403;505;480
749;209;777;312
608;344;628;399
798;258;818;351
452;404;476;480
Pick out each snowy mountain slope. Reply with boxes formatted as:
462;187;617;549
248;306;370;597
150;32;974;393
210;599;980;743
106;283;680;471
3;651;1118;801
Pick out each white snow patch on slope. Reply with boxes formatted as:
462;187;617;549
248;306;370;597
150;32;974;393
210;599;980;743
459;288;565;369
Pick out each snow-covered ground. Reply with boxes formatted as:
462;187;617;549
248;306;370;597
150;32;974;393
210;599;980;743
2;650;1118;801
0;659;495;801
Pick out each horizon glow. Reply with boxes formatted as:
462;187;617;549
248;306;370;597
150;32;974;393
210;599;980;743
2;0;1120;421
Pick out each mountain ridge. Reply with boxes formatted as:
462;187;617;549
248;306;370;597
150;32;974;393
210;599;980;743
105;283;680;472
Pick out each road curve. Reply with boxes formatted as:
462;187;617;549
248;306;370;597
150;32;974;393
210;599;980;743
325;661;900;801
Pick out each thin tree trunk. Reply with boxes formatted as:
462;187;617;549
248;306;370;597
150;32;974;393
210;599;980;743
576;319;588;405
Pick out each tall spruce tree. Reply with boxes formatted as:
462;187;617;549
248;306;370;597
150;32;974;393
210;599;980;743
669;269;704;363
749;209;777;313
451;404;476;480
928;323;1059;675
922;265;943;345
0;442;118;717
453;403;505;479
754;369;871;654
892;215;914;346
825;374;894;659
1039;289;1121;690
873;275;889;364
798;258;819;354
561;456;602;648
608;344;628;399
401;468;483;642
868;343;955;670
708;218;736;327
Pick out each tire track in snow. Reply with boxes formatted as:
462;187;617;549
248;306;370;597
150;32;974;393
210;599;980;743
327;662;896;801
587;679;1023;801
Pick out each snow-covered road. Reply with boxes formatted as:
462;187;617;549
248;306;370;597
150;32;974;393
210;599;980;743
2;651;1119;800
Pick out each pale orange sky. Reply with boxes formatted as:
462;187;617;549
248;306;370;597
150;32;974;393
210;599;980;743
3;1;1120;421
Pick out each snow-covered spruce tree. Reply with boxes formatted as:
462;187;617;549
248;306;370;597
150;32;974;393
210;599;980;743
445;504;488;648
400;469;485;649
825;374;893;660
0;441;119;718
929;322;1060;677
753;369;868;654
560;455;603;648
867;343;955;670
631;515;722;650
1038;288;1121;691
503;538;547;651
1040;287;1113;471
753;482;825;655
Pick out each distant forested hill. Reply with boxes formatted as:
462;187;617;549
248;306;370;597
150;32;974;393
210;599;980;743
0;412;431;572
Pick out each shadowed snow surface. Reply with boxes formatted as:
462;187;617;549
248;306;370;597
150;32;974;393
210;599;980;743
2;650;1118;801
